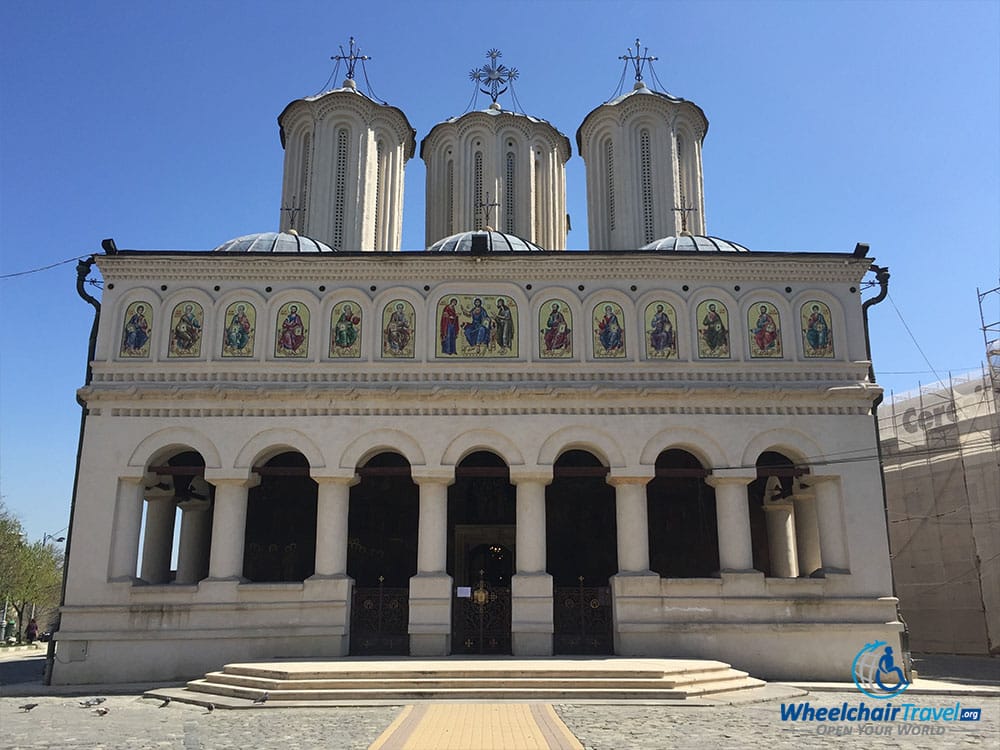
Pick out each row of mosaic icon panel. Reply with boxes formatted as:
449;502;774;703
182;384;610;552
120;295;836;360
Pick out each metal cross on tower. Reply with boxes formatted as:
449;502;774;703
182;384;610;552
280;196;303;230
672;202;697;234
332;37;370;81
469;49;519;105
620;38;658;83
476;192;500;229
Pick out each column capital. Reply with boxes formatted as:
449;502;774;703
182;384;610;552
204;471;260;489
806;474;840;486
508;468;554;485
411;470;455;486
143;485;176;502
763;501;794;513
312;473;360;487
607;468;655;486
176;497;211;512
705;469;756;487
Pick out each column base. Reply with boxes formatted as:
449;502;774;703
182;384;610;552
303;574;353;600
408;573;452;656
511;572;553;656
719;570;766;595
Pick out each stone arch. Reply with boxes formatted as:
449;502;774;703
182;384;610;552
640;427;729;469
127;427;222;472
536;425;626;468
440;429;526;467
740;428;825;468
339;428;426;470
234;428;326;471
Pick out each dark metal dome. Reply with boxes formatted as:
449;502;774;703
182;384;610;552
641;235;750;253
212;231;336;253
427;230;546;253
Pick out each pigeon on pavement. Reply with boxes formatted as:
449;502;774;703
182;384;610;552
252;692;269;704
93;707;110;716
158;698;171;708
19;703;39;712
79;697;106;708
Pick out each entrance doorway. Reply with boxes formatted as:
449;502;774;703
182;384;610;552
547;450;616;654
448;452;514;654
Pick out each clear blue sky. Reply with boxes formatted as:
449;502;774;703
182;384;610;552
1;0;998;542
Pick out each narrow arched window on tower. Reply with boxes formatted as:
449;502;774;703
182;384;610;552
676;132;695;233
604;138;616;233
446;159;455;235
333;128;348;251
640;128;655;244
296;132;311;232
373;140;384;250
534;154;542;244
504;151;516;233
473;150;484;230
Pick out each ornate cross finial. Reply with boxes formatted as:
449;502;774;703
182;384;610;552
476;191;500;229
469;48;519;105
280;195;303;230
673;202;697;234
332;36;370;81
620;38;658;83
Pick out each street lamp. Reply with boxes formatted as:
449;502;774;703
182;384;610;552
42;532;66;545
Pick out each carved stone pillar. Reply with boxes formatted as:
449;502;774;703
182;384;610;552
813;475;850;572
511;470;553;656
409;472;454;656
763;501;798;578
139;486;176;584
175;497;211;584
109;476;146;582
706;472;756;572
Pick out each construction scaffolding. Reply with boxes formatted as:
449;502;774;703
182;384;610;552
979;285;1000;400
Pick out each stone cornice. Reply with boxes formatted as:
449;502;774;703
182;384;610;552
97;253;872;285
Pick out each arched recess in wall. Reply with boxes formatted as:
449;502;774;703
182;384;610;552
138;450;214;586
647;449;718;578
243;451;317;583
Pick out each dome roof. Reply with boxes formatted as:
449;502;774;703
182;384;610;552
212;232;336;254
427;230;546;253
641;235;750;253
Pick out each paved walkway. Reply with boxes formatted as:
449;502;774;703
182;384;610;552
1;652;997;749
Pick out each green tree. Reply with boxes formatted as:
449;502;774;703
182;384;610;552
0;502;63;642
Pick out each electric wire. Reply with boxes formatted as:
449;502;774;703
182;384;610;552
0;255;91;279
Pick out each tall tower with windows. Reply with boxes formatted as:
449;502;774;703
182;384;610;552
421;49;571;249
277;40;415;251
577;40;708;250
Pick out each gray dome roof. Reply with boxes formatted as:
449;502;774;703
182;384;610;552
427;230;546;253
641;235;750;253
212;232;336;253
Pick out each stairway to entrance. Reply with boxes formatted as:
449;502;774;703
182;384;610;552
147;657;767;707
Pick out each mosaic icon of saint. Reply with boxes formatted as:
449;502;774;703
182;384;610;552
276;303;308;357
384;302;412;356
331;303;361;357
121;303;151;357
749;303;782;358
170;303;202;356
803;302;834;357
440;298;459;355
462;297;492;354
224;303;253;355
494;297;514;353
647;303;676;358
541;302;571;356
596;303;624;355
699;301;729;357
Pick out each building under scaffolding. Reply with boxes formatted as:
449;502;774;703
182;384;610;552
879;363;999;654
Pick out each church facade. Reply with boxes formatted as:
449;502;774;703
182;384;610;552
53;45;902;684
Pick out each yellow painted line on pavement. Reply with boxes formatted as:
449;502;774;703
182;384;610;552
369;703;584;750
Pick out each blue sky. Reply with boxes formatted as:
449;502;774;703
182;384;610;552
1;0;998;542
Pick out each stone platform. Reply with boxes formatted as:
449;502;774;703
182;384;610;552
146;657;768;707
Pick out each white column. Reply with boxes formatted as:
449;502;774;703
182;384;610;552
706;474;755;571
206;478;254;581
813;476;850;572
416;478;449;574
515;478;547;574
609;477;651;573
763;502;798;578
792;492;823;577
313;476;356;577
109;477;145;581
139;487;176;584
175;498;211;584
409;473;454;656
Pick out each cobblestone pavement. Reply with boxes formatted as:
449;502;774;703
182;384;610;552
1;692;996;749
556;693;999;749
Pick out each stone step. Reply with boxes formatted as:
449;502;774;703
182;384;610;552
154;658;768;707
193;668;745;692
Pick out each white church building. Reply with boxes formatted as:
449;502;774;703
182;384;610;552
53;43;903;684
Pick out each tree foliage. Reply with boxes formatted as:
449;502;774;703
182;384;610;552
0;501;63;642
